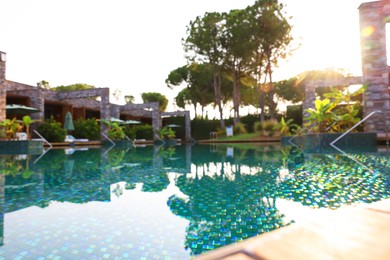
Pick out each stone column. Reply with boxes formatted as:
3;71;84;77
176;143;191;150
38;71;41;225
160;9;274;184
0;52;6;122
0;171;4;246
302;81;317;130
100;88;110;138
28;89;45;122
185;144;192;173
0;89;5;122
110;105;120;119
184;110;193;143
151;102;162;142
359;1;390;132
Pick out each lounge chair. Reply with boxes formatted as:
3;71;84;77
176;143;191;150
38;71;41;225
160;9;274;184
64;135;89;143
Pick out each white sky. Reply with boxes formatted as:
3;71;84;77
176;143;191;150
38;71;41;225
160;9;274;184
0;0;368;109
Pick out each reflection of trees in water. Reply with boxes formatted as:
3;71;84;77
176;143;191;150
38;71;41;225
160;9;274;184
168;172;287;256
278;153;390;209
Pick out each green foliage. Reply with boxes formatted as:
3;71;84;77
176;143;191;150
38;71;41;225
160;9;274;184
74;118;100;140
259;120;279;136
107;122;125;140
158;127;176;140
191;118;221;140
253;121;264;133
239;114;261;133
286;105;302;127
0;118;23;140
278;117;298;136
37;80;51;89
305;98;336;133
233;122;247;135
168;63;215;117
0;127;5;140
37;117;66;142
274;77;304;103
22;115;39;139
124;95;135;104
141;92;169;112
51;83;95;92
324;85;366;132
124;124;153;140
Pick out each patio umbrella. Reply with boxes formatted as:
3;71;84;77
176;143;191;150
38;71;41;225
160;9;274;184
6;104;40;115
110;117;125;124
64;112;75;132
123;119;141;125
166;124;181;128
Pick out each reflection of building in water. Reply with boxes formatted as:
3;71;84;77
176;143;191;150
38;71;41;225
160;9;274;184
188;162;263;181
0;170;4;246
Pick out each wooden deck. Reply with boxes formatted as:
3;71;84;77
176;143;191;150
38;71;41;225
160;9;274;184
194;199;390;260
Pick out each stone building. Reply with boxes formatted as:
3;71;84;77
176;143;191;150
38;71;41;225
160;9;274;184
0;51;193;142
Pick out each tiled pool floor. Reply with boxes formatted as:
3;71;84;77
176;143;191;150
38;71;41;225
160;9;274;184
195;199;390;260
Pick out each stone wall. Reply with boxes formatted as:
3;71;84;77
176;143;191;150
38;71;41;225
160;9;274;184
0;52;192;142
0;54;6;122
303;77;362;118
122;102;161;141
359;1;390;132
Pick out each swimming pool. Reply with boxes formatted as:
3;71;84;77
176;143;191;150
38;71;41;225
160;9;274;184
0;144;389;258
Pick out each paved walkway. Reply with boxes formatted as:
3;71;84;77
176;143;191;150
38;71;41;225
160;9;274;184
194;199;390;260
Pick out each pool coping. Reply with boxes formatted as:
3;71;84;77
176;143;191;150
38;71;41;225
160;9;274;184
193;199;390;259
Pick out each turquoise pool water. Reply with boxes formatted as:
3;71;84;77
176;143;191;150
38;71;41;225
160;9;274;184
0;144;389;258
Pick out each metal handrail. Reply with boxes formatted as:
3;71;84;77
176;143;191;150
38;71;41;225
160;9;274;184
125;135;135;145
101;133;115;146
330;110;388;147
33;130;52;148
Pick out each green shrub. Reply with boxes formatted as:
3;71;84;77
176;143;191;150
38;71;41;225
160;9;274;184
0;127;6;140
128;124;153;140
158;127;176;139
233;122;247;135
261;120;279;136
107;122;125;140
240;114;260;133
253;121;264;133
191;118;220;140
286;105;303;127
263;120;278;131
37;117;66;142
74;118;100;140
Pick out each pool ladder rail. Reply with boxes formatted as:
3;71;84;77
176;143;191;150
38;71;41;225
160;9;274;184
32;130;53;164
330;110;389;149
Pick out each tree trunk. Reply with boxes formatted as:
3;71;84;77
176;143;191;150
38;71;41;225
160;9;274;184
213;70;225;129
266;58;275;120
232;68;241;125
193;103;198;118
256;84;265;122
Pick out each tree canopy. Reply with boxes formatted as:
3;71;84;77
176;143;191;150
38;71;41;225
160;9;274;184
180;0;294;125
51;83;95;92
141;92;169;112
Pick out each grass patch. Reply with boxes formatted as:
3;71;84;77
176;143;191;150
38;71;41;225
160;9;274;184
216;133;260;141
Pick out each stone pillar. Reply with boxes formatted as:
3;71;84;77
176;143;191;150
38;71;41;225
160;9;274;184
151;102;162;141
0;171;4;246
28;89;45;122
100;88;110;138
302;81;317;130
185;144;192;173
359;1;390;132
110;105;120;119
0;89;5;122
0;52;6;122
184;110;193;143
0;51;5;82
